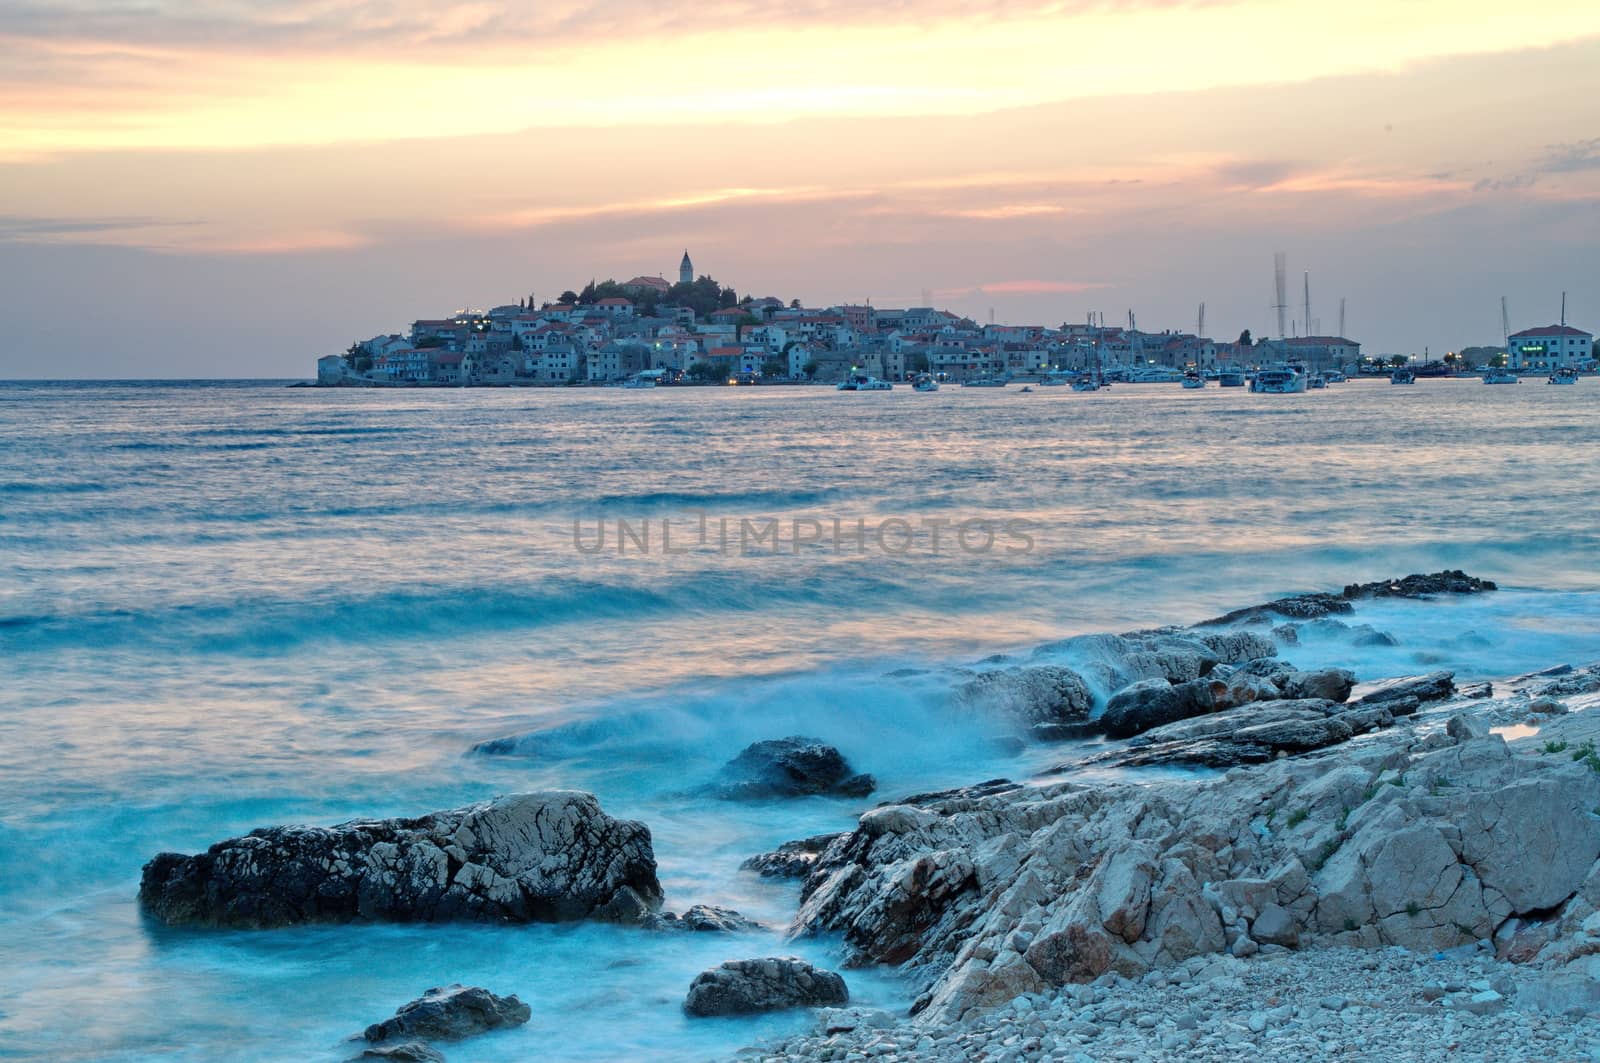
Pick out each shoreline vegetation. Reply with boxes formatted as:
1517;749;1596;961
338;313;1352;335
137;572;1600;1062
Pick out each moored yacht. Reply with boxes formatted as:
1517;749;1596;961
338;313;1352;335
1181;370;1206;389
837;370;893;391
1391;367;1416;385
1484;367;1519;385
1548;367;1579;385
1217;368;1246;387
1250;364;1307;393
912;373;940;392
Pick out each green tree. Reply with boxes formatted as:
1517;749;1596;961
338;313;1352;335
415;335;444;349
802;359;819;380
910;353;931;373
557;290;579;305
687;361;728;382
762;358;787;378
1389;354;1409;368
1237;329;1253;346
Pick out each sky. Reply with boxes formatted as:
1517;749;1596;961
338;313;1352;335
1;0;1598;377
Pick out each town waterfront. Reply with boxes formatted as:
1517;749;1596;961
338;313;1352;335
3;378;1600;1061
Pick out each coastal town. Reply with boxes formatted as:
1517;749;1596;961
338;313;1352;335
317;251;1595;388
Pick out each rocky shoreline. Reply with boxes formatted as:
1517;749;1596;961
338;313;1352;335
133;572;1600;1061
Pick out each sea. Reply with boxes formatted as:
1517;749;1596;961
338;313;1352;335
2;378;1599;1061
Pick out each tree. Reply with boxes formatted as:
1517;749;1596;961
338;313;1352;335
687;361;727;382
762;358;788;378
910;353;931;373
1389;354;1409;367
577;280;598;305
557;290;579;305
790;298;801;309
1237;329;1253;346
802;359;819;380
1490;351;1508;368
416;335;444;349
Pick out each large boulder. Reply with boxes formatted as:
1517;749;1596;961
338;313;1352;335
712;737;876;800
1100;677;1217;738
139;792;662;928
953;666;1095;730
363;985;530;1044
1281;667;1356;703
683;958;848;1016
1200;592;1353;626
1075;699;1375;770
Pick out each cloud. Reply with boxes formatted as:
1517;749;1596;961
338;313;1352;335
0;214;198;242
1540;138;1600;173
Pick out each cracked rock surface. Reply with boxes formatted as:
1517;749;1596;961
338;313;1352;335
139;791;662;928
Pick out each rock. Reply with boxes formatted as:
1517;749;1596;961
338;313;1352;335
1356;671;1456;706
1100;678;1217;739
712;737;876;800
1196;631;1278;664
1350;626;1400;647
683;958;848;1016
139;792;662;928
1074;699;1358;770
1281;668;1356;703
643;904;764;933
1341;571;1498;600
1251;903;1299;948
1200;593;1354;626
363;985;530;1044
1529;697;1570;715
1447;714;1489;741
954;666;1096;731
1460;989;1505;1015
353;1044;445;1063
741;833;844;879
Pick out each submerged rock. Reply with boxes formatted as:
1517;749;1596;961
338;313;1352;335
741;833;844;879
1200;592;1353;627
643;904;764;933
353;1043;445;1063
363;985;530;1044
139;791;662;928
683;958;848;1016
1342;570;1498;600
712;737;876;800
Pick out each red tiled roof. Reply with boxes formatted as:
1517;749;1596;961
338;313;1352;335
1509;325;1591;338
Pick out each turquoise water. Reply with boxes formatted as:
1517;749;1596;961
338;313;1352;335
2;378;1599;1061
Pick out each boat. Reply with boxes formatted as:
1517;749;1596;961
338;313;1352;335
1250;365;1307;393
1217;368;1246;388
912;374;940;392
1018;386;1034;393
1548;367;1579;385
620;375;656;389
1307;373;1328;389
1323;369;1347;383
1391;368;1416;385
1180;370;1206;389
1130;366;1186;383
837;370;893;391
1484;368;1519;385
1070;378;1100;392
962;377;1008;388
1037;376;1066;387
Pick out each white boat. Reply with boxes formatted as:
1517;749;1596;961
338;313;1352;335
1070;378;1100;392
912;374;940;392
1484;368;1519;385
962;377;1008;388
1323;370;1347;383
1391;368;1416;385
1130;366;1185;383
1548;367;1579;385
620;376;656;389
1180;371;1206;389
1217;368;1246;388
1307;373;1328;389
1251;365;1307;393
837;370;893;391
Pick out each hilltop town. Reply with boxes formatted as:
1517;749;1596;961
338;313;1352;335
316;252;1594;387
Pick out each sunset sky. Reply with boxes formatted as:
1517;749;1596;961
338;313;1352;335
2;0;1598;376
